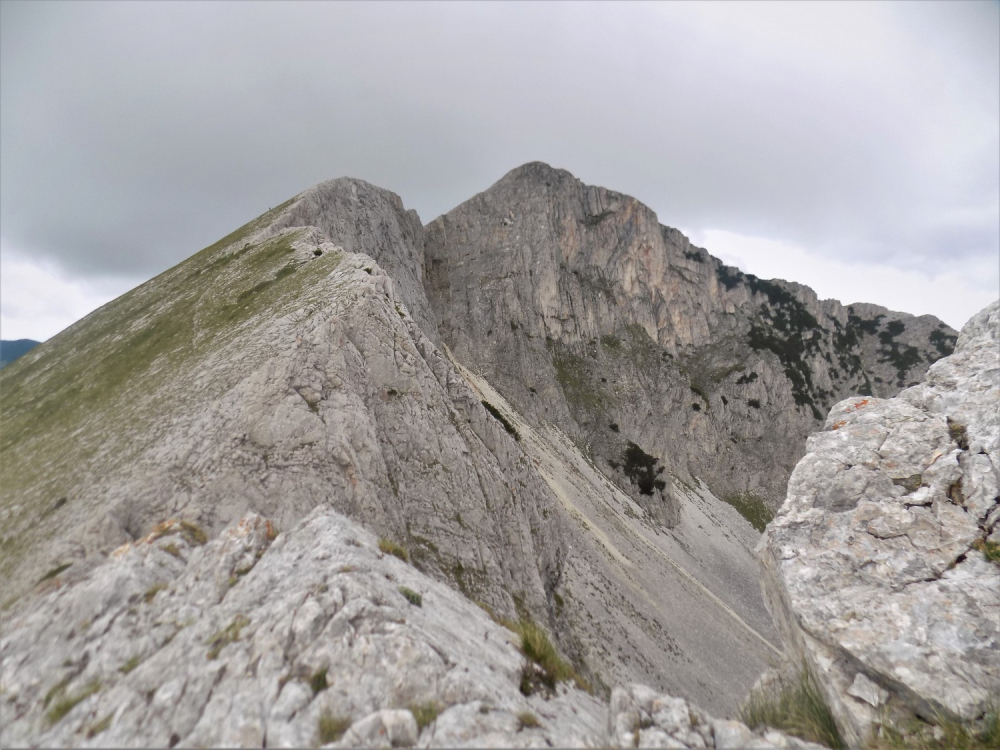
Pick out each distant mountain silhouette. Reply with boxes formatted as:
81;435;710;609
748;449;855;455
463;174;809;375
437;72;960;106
0;339;39;368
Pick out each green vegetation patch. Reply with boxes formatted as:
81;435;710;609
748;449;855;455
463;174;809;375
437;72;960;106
378;537;410;563
206;614;250;660
46;679;101;726
119;655;142;674
973;539;1000;566
622;442;666;496
85;712;114;739
512;619;587;694
870;702;1000;749
0;188;342;602
310;668;329;694
143;582;168;603
409;701;441;731
38;563;72;584
722;491;773;533
739;666;843;749
481;400;519;440
517;711;542;730
398;586;423;607
929;326;957;358
317;710;352;744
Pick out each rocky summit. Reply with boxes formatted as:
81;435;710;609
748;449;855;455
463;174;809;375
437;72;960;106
1;162;991;749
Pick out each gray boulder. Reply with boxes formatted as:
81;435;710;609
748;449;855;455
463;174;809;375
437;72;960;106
759;300;1000;746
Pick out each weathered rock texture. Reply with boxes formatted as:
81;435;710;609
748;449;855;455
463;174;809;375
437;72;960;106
759;300;1000;747
0;163;965;747
0;174;780;724
424;162;955;513
0;507;814;749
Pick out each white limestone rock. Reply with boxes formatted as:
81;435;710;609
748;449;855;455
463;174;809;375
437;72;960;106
759;300;1000;747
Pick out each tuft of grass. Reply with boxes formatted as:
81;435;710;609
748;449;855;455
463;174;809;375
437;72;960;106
722;491;774;533
179;520;207;546
378;537;409;563
46;679;101;726
512;619;588;694
205;614;249;660
144;582;168;603
399;586;422;607
517;710;542;730
869;702;1000;749
310;668;328;694
119;655;142;674
739;665;844;749
161;542;183;560
972;539;1000;565
38;563;72;584
86;712;113;739
317;710;352;744
409;701;440;731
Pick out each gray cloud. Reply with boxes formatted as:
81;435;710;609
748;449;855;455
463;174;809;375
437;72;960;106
1;1;997;289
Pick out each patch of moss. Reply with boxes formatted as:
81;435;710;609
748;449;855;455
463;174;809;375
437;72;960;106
310;668;328;694
205;614;249;660
85;712;113;739
144;582;167;603
398;586;422;607
317;710;351;744
409;701;440;731
722;491;773;533
119;655;142;674
46;679;101;726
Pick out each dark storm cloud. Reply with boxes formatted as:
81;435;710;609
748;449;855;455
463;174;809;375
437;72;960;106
1;1;997;284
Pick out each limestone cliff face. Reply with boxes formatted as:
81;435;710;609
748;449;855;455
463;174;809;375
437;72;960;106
423;162;955;515
759;300;999;746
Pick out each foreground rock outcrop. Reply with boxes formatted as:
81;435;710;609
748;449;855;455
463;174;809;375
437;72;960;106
759;300;1000;746
0;506;817;749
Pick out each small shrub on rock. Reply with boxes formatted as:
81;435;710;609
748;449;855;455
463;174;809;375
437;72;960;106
378;537;409;563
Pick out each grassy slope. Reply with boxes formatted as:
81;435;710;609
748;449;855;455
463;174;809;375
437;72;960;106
0;196;345;601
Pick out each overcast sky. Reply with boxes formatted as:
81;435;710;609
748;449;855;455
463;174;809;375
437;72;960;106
1;0;997;341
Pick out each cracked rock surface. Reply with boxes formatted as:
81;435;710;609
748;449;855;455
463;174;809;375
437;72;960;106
1;507;816;749
759;300;1000;747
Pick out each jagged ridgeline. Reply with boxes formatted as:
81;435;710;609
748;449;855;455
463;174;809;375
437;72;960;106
0;164;957;735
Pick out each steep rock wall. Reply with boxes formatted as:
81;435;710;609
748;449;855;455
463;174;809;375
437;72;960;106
422;162;955;514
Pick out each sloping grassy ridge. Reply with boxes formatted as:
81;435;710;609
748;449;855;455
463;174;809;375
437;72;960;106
0;196;348;598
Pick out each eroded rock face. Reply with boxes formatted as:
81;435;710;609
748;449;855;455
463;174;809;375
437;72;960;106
0;174;780;721
422;162;955;513
759;300;1000;747
0;509;604;748
0;507;815;749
